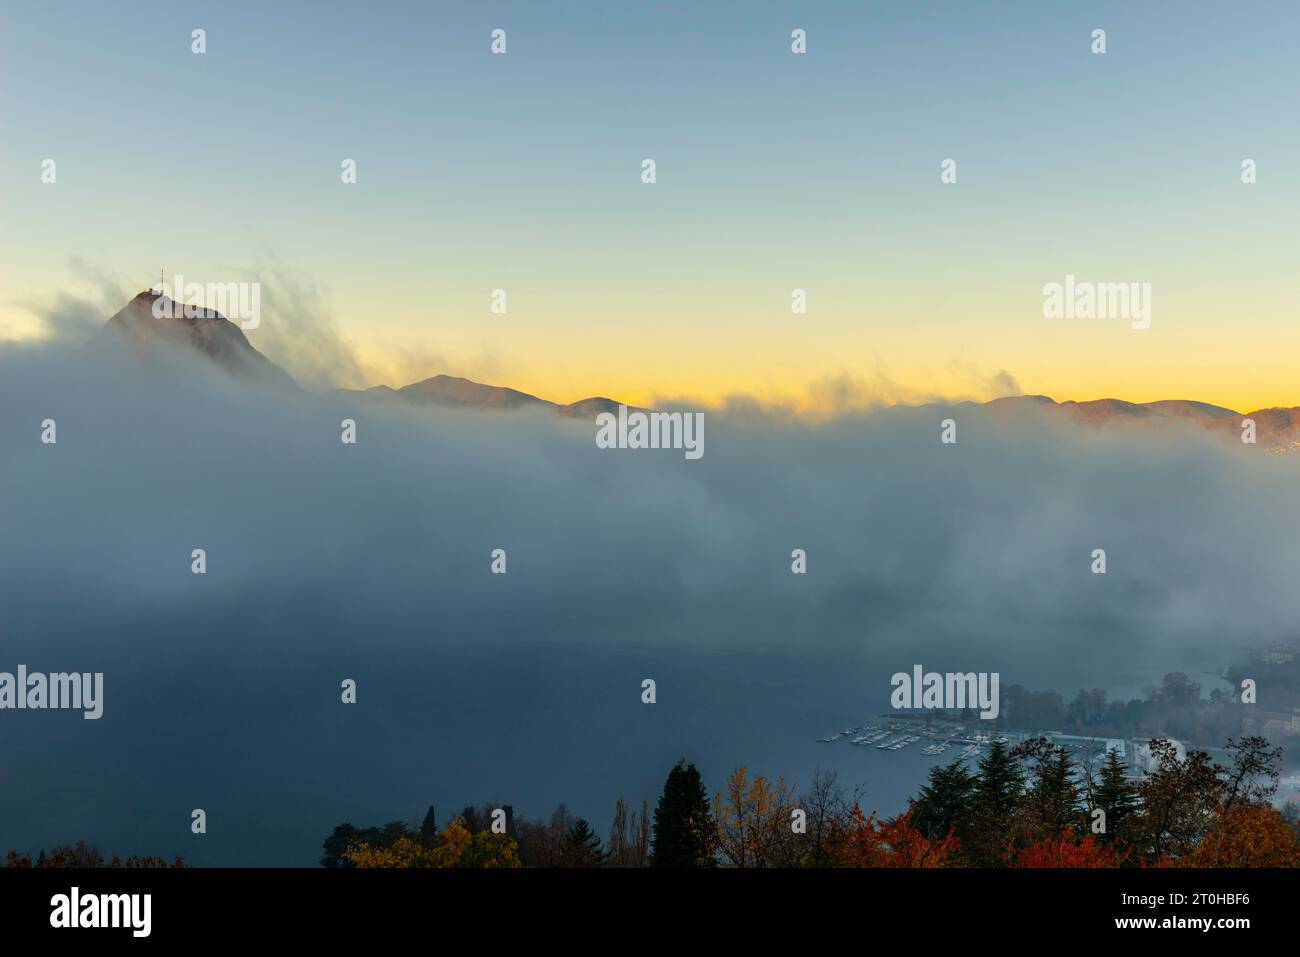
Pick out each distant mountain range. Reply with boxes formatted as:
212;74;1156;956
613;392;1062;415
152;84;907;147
341;377;628;419
966;395;1300;453
99;290;625;417
96;291;1300;451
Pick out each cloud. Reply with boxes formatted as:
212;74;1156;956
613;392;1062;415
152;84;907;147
244;256;368;391
0;339;1294;863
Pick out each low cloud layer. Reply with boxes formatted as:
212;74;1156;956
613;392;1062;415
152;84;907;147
1;335;1295;863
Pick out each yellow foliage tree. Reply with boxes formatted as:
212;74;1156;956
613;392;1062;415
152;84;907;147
345;817;521;868
711;766;800;867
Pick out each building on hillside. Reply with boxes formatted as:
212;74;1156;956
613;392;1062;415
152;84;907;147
1242;708;1300;737
1130;738;1186;774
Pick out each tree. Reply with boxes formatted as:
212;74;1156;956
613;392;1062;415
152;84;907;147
607;797;630;867
419;805;438;840
1012;737;1082;839
1131;739;1221;862
1279;801;1300;843
711;766;801;867
561;819;606;867
966;739;1026;865
798;768;863;867
344;817;520;868
1219;736;1281;811
633;799;651;866
1012;829;1122;868
911;760;976;844
4;842;182;868
606;797;650;868
321;821;409;868
650;759;715;867
1181;804;1300;868
1091;748;1139;846
974;740;1026;820
829;808;959;868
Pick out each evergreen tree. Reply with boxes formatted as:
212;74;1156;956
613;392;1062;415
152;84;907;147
321;823;359;868
561;819;606;867
1032;748;1082;836
1092;749;1138;844
974;740;1026;820
650;759;715;867
966;739;1026;865
419;805;438;840
911;761;977;841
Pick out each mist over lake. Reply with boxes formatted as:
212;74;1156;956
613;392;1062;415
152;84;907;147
1;339;1294;864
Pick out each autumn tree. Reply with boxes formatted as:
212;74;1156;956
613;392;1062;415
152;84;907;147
830;808;959;868
321;821;409;868
798;768;863;867
1281;801;1300;843
1130;739;1221;862
345;817;520;868
4;842;182;868
606;797;651;867
711;766;802;867
1012;829;1122;868
1181;804;1300;868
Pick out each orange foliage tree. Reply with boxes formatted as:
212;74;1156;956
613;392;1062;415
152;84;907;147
830;807;960;868
1180;805;1300;868
1011;829;1123;868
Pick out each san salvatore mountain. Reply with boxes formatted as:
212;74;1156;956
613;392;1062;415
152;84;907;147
101;290;296;390
97;290;1300;450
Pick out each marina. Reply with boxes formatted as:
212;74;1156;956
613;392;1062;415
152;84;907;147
816;721;994;760
815;720;1187;780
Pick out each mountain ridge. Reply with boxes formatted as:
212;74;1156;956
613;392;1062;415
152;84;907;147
95;290;1300;449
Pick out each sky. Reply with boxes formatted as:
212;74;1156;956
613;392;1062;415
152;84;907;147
2;0;1299;411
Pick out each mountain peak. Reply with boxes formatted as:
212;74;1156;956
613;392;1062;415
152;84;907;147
97;290;296;390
